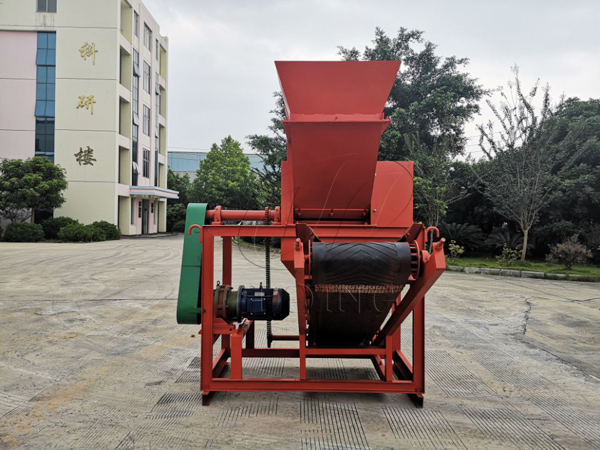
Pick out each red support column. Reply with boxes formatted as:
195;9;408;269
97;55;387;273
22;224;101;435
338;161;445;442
222;236;232;285
413;297;425;393
220;237;233;352
201;229;215;395
221;335;230;350
393;327;401;353
385;335;394;382
299;338;307;380
246;321;255;349
230;333;243;379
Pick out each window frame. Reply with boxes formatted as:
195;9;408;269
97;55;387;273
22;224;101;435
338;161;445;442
143;61;151;93
143;24;152;51
133;11;139;37
143;105;150;136
132;74;139;117
37;0;57;13
133;49;140;76
143;149;150;178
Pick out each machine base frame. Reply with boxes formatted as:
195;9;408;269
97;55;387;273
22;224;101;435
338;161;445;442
196;224;445;406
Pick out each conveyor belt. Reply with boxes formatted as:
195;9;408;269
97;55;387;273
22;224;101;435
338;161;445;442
309;242;411;347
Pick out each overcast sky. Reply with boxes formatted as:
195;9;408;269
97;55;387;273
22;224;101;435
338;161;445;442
144;0;600;157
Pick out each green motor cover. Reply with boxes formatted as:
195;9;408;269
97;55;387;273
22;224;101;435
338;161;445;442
176;203;208;324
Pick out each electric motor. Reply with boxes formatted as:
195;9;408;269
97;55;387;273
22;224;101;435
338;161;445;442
214;284;290;322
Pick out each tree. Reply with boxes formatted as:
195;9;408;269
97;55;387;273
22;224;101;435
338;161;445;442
247;93;287;207
535;98;600;250
478;69;592;260
445;160;502;234
405;134;451;226
0;156;67;223
166;169;191;231
190;136;260;210
167;169;191;206
339;27;487;160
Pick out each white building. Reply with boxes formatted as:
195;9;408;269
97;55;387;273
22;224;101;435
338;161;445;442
0;0;177;235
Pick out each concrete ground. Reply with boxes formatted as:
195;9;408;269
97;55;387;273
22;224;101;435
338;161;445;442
1;236;600;449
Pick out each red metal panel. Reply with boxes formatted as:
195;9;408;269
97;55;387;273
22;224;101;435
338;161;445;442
371;161;414;227
275;61;400;116
285;121;388;216
208;379;417;394
276;61;400;219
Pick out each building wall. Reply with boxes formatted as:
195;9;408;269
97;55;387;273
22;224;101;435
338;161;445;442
0;31;37;160
0;0;173;235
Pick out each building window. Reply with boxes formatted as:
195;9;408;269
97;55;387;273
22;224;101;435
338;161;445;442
133;11;139;36
132;124;139;185
155;77;161;125
130;199;135;224
133;49;140;76
143;105;150;135
37;0;57;13
35;118;55;158
153;201;157;224
143;24;152;51
132;50;140;121
35;32;56;160
143;61;150;93
138;200;142;218
132;72;139;118
143;149;150;178
154;150;158;186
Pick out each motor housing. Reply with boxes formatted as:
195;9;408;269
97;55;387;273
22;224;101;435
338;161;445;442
214;284;290;322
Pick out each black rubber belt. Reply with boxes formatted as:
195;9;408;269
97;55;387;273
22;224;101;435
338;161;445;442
309;242;411;348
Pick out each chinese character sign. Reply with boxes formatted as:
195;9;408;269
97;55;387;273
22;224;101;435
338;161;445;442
80;42;98;65
76;95;96;115
74;146;97;166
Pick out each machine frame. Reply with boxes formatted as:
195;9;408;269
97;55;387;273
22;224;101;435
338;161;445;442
189;218;445;406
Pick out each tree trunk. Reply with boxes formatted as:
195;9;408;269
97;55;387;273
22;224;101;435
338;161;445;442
521;228;529;261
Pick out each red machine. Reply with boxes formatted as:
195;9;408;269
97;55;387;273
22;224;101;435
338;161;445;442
177;61;445;406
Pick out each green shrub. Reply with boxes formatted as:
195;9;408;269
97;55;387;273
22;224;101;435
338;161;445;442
58;223;94;242
3;223;44;242
546;236;592;269
447;240;465;264
90;226;107;242
167;203;186;232
173;219;186;233
496;245;520;267
42;216;80;240
90;220;121;240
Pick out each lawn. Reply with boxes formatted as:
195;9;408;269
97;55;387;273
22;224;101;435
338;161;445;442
449;256;600;280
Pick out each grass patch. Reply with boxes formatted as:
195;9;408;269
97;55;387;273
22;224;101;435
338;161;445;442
449;257;600;280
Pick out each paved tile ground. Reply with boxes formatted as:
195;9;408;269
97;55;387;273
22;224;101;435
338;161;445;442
1;236;599;449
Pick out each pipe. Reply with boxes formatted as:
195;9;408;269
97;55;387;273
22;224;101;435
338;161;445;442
206;207;280;223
